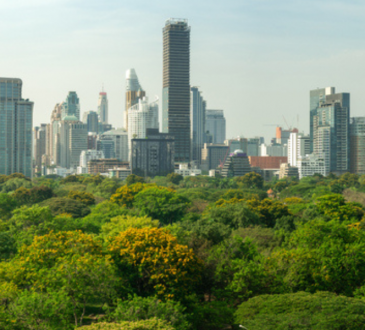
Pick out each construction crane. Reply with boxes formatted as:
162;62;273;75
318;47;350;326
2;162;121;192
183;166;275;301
219;140;234;169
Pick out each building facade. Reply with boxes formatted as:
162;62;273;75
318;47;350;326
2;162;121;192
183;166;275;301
100;128;129;162
97;91;108;124
131;129;175;177
312;90;350;175
162;18;191;163
61;92;80;120
201;143;229;172
34;124;47;174
288;133;310;166
206;110;226;144
297;154;327;179
83;111;99;133
350;117;365;174
125;69;145;131
0;78;33;178
128;97;159;160
190;87;206;165
220;150;252;178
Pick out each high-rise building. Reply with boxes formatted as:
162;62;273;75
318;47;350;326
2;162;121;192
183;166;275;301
128;97;159;160
276;127;298;145
190;87;206;165
49;103;63;165
288;132;310;166
162;18;191;163
97;139;115;159
59;116;87;169
350;117;365;174
83;111;99;133
98;90;108;124
34;124;47;174
310;87;335;152
311;88;350;175
297;154;327;179
100;128;129;162
201;143;229;172
0;78;34;178
61;92;80;120
220;150;252;178
206;110;226;144
125;69;145;131
131;128;175;177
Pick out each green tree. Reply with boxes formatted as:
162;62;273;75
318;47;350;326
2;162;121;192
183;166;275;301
235;291;365;330
40;197;91;218
134;187;190;225
126;174;145;186
0;194;18;219
235;172;264;189
167;173;184;185
68;190;95;205
81;318;175;330
111;295;190;330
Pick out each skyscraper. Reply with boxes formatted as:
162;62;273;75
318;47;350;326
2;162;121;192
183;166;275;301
350;117;365;174
162;18;191;163
82;111;99;133
205;110;226;144
0;78;34;178
98;90;108;124
311;88;350;175
49;103;62;165
128;97;159;159
190;87;206;165
310;87;335;152
61;92;80;120
34;124;47;174
125;69;145;131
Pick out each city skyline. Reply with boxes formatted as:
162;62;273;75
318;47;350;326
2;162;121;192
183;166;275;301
2;0;365;143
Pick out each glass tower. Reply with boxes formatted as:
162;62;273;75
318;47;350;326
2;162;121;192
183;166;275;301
98;91;108;124
162;18;191;163
205;110;226;144
0;78;33;178
61;91;80;120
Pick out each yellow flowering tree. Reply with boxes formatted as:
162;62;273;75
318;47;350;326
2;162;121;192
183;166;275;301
108;227;202;300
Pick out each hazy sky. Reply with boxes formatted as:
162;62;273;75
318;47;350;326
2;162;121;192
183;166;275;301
1;0;365;143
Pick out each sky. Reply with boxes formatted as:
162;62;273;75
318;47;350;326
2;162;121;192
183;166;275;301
1;0;365;143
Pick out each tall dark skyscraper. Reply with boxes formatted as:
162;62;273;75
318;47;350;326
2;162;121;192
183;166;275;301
162;18;191;163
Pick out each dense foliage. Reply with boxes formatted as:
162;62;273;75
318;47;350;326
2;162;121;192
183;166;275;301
0;172;365;329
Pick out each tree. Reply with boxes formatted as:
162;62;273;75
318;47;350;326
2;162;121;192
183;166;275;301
0;194;18;219
235;292;365;330
126;174;145;186
111;295;190;330
101;215;159;237
166;173;184;185
40;197;91;218
134;187;190;225
235;172;264;189
81;318;175;330
8;290;73;330
110;183;146;207
68;190;95;205
108;227;202;300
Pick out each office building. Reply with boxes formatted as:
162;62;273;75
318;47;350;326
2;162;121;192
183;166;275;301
350;117;365;174
190;87;206;165
98;90;108;124
61;92;80;120
34;124;47;174
278;163;299;180
100;128;129;162
276;127;298;145
297;154;327;179
49;103;63;165
88;159;129;175
288;133;311;166
311;88;350;175
128;97;159;159
125;69;145;131
261;143;287;157
88;132;98;150
206;110;226;144
162;18;191;163
83;111;99;133
220;150;252;178
131;128;175;177
201;143;230;171
109;168;131;180
59;116;87;169
248;156;287;170
97;139;115;159
77;150;105;174
0;78;34;178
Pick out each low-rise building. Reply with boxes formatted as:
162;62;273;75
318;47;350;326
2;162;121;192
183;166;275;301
220;150;252;178
278;163;299;180
88;159;129;175
297;154;327;179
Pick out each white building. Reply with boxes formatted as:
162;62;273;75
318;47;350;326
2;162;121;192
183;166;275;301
297;154;327;179
97;91;108;124
261;144;287;157
77;150;105;174
128;96;159;160
288;133;311;166
175;164;202;177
